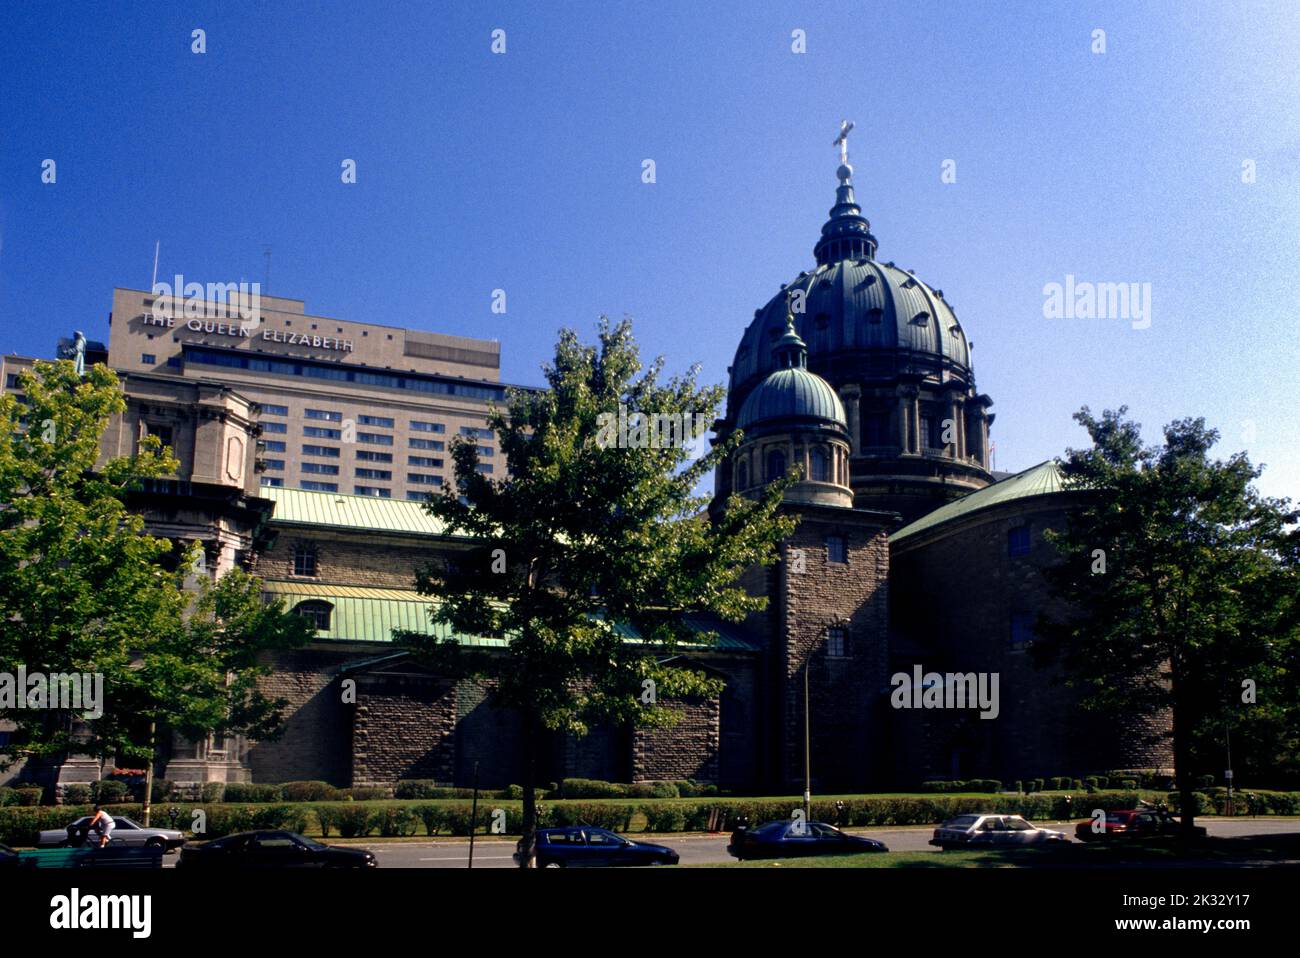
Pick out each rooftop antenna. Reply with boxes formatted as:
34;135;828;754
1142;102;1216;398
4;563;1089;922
150;241;160;291
262;245;272;295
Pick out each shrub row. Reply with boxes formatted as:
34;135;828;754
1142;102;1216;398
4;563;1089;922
920;780;1003;793
5;789;1297;846
553;778;718;799
0;786;44;807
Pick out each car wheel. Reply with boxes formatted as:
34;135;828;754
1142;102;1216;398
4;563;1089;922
145;838;165;850
544;861;563;869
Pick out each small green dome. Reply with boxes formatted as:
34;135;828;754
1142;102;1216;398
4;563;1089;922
736;366;846;432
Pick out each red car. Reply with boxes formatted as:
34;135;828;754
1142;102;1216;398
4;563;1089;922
1074;808;1206;842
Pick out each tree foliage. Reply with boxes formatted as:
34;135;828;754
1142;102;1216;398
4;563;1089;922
0;360;313;769
401;318;795;863
1033;406;1300;825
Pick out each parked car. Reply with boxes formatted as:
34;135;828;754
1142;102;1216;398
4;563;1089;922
39;816;186;851
177;830;377;869
513;827;679;867
1074;808;1207;842
728;820;888;859
930;814;1069;849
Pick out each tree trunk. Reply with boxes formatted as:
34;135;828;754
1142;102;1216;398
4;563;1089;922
518;712;538;868
141;720;156;827
1171;687;1197;839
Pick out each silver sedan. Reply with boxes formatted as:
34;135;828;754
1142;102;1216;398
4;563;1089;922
39;816;187;851
930;814;1069;849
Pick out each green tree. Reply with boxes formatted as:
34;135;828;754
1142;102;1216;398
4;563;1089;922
1033;407;1300;834
402;319;794;866
0;360;313;818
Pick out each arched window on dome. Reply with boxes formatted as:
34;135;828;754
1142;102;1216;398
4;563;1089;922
737;460;748;490
810;447;830;482
766;449;786;483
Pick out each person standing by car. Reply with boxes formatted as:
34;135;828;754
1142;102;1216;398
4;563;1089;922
87;805;115;848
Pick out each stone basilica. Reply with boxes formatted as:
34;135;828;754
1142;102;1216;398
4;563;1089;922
9;141;1172;799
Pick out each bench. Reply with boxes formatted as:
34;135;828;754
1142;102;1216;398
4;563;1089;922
18;846;164;869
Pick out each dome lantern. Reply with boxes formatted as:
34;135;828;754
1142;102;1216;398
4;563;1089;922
815;120;878;266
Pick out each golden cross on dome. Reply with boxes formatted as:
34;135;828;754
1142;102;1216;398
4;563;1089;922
833;119;854;166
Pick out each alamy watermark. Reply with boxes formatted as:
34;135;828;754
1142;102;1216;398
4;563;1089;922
0;668;104;719
595;404;710;450
1042;275;1151;330
890;665;999;720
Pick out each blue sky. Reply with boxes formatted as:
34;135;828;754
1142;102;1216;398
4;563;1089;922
2;1;1297;499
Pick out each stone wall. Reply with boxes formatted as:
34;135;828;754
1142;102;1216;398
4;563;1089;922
247;648;354;784
889;496;1174;785
632;697;721;783
351;673;457;786
253;530;431;589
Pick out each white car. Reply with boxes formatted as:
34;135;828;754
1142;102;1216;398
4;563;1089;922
930;814;1069;849
38;816;187;851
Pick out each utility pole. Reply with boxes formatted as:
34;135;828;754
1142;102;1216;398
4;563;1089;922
803;660;811;822
467;761;480;868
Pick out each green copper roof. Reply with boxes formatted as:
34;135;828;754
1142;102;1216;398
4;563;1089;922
263;580;503;645
264;486;456;537
891;460;1067;544
262;581;760;651
736;367;846;432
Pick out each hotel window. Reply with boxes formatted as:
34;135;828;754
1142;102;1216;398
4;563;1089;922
358;432;394;446
300;481;338;492
354;485;391;498
826;535;848;564
302;445;341;458
827;626;848;658
411;421;445;433
166;357;182;369
263;440;287;452
302;462;339;475
261;421;287;434
5;374;20;389
357;415;393;428
292;544;317;577
355;468;392;480
260;476;284;488
263;459;284;471
460;426;493;439
141;353;156;365
476;445;494;457
304;426;342;439
475;463;494;474
356;450;393;463
410;438;445;451
305;408;342;422
766;449;786;482
408;455;443;468
1008;525;1031;557
1010;612;1035;651
261;404;289;417
293;600;332;631
407;491;433;502
408;473;443;486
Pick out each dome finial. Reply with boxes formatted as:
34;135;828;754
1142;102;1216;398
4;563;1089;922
815;118;878;265
773;291;808;370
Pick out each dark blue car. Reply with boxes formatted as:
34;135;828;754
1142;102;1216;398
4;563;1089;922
728;820;889;860
514;827;680;867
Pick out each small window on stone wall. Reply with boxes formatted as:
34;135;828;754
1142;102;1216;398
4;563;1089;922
826;535;847;564
1008;525;1031;558
827;626;848;657
1009;612;1034;651
292;544;317;578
